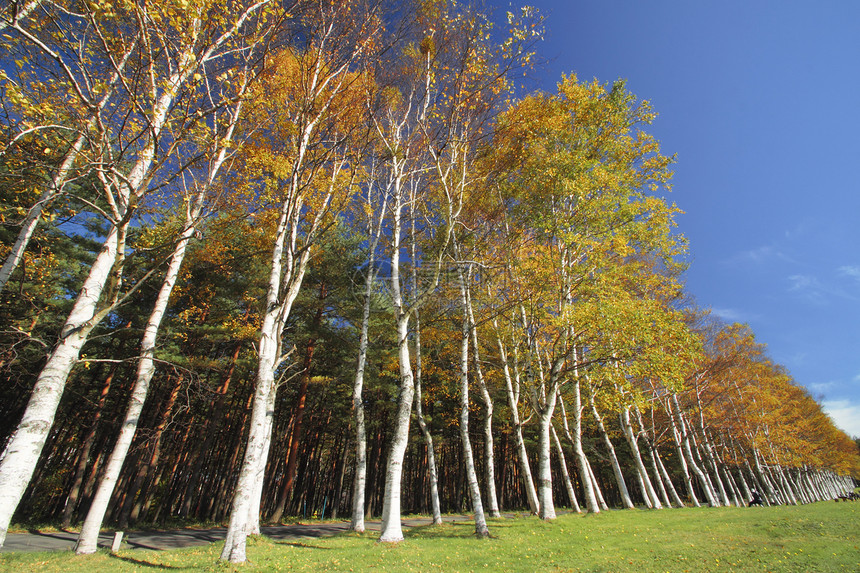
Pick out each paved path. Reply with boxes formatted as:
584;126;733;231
1;515;478;553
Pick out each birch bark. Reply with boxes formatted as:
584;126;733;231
76;80;248;554
587;383;634;509
348;182;386;532
494;324;539;514
455;262;489;536
560;384;600;513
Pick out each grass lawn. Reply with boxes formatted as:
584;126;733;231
1;502;857;572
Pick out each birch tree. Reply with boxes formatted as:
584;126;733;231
220;2;380;559
75;58;261;553
0;0;280;547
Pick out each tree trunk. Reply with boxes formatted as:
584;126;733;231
464;285;499;519
377;171;417;543
377;313;415;542
0;224;120;548
495;325;539;514
587;384;634;509
455;268;489;536
670;394;718;506
560;385;600;513
551;424;580;512
619;404;662;509
413;311;443;525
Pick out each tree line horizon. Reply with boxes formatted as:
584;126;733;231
1;0;858;563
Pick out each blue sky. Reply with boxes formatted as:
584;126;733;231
497;0;860;436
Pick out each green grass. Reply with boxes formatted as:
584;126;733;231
2;502;857;572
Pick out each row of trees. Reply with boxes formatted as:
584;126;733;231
2;0;857;563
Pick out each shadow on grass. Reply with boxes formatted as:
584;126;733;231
406;523;507;541
273;541;332;550
109;554;187;570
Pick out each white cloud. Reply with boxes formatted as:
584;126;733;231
838;265;860;282
711;307;745;322
726;245;794;266
822;400;860;438
807;381;835;394
787;274;829;305
787;274;858;305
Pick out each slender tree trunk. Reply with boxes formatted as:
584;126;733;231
536;401;557;520
587;384;634;509
666;397;699;507
619;405;662;509
413;311;442;525
455;264;489;536
221;201;312;560
464;285;499;518
378;183;415;542
560;385;600;513
551;424;580;512
670;394;718;506
348;264;374;532
0;224;120;548
494;325;539;514
535;365;564;521
377;312;415;542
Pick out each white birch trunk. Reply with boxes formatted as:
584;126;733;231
666;397;699;507
455;264;489;536
536;399;557;520
349;174;389;532
75;88;245;552
736;467;753;505
495;325;539;514
378;184;414;543
551;424;580;512
349;257;374;532
413;313;442;525
561;384;600;513
247;388;278;535
377;312;414;542
0;223;118;548
588;386;634;509
464;282;499;518
670;394;718;506
221;178;315;559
